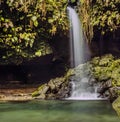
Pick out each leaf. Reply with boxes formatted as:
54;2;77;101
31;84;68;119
31;16;37;21
34;20;38;27
35;50;42;56
48;18;54;23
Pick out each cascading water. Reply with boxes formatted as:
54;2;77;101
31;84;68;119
67;6;102;100
69;74;101;100
67;6;85;67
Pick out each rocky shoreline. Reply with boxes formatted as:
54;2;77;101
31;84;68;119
0;85;38;102
0;54;120;117
0;93;33;102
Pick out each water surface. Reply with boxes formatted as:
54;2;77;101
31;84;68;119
0;100;119;122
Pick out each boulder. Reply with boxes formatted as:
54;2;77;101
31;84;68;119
32;76;71;100
32;84;49;98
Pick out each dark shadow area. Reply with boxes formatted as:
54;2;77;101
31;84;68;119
90;28;120;58
68;0;78;8
0;54;67;86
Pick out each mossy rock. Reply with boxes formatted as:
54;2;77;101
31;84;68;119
90;57;100;65
99;54;114;66
90;54;114;66
32;83;49;98
113;96;120;117
90;54;120;100
31;54;120;100
32;90;39;97
32;75;71;99
91;54;120;82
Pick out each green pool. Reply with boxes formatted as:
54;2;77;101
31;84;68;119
0;100;119;122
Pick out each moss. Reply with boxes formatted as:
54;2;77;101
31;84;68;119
91;54;120;99
38;84;46;91
99;54;114;65
65;69;75;79
91;57;100;65
32;90;39;97
92;54;120;81
32;84;46;97
113;96;120;117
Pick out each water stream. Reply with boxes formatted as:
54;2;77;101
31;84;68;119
67;7;100;100
68;6;85;67
69;77;101;100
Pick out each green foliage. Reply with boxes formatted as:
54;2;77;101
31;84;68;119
78;0;93;42
79;0;120;41
91;0;120;33
0;0;69;64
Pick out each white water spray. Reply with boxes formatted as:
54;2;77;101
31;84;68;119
67;7;102;100
69;76;101;100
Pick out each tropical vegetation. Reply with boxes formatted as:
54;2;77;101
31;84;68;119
0;0;68;64
79;0;120;42
0;0;120;64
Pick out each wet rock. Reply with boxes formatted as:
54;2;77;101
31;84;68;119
88;77;97;86
113;96;120;117
48;77;65;90
36;94;46;99
32;91;40;97
32;84;49;98
39;84;49;94
46;93;56;100
32;76;71;100
97;80;113;98
48;80;56;90
32;54;120;101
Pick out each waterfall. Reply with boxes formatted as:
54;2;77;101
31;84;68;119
68;6;85;67
67;6;90;67
69;76;101;100
67;7;103;100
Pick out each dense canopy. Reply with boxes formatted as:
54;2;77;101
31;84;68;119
0;0;120;64
0;0;68;64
